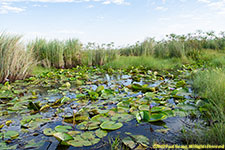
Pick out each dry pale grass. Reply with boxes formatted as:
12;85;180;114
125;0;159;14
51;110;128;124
0;33;36;83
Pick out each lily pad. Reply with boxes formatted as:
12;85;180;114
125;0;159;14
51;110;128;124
95;129;107;138
55;125;72;132
4;130;19;139
53;132;74;141
130;134;149;147
136;110;167;122
111;114;134;122
80;131;96;140
77;121;101;130
43;128;54;136
100;121;123;130
122;137;136;149
96;85;104;92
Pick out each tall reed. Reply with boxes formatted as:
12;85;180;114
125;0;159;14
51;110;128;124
0;33;36;83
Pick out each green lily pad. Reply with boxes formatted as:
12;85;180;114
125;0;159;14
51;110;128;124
100;121;123;130
43;128;54;136
96;85;104;92
111;114;134;122
67;140;83;147
4;130;19;139
55;125;72;132
136;110;167;122
95;129;107;138
67;131;81;137
77;121;101;130
62;82;71;88
122;137;136;149
67;133;100;147
24;140;44;149
75;80;83;85
151;106;166;113
176;80;186;88
149;113;167;122
53;132;74;141
91;114;109;122
138;105;149;111
60;96;71;103
0;142;17;149
80;131;96;140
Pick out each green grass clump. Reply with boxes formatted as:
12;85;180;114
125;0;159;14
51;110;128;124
30;38;82;68
64;39;82;68
104;56;189;70
0;33;36;83
184;68;225;144
83;43;118;66
31;65;54;76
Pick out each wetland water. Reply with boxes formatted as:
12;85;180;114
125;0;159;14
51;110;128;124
0;67;201;149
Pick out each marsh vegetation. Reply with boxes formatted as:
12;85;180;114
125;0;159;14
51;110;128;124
0;31;224;149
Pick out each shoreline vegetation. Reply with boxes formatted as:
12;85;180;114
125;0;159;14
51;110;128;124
0;31;225;147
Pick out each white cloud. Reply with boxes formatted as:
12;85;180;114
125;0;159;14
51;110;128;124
1;0;75;2
159;17;170;21
198;0;225;15
155;6;168;11
86;4;94;8
0;2;25;14
197;0;210;3
102;0;130;5
1;0;129;5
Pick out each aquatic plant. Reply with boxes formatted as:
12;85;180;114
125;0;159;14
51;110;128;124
0;32;36;83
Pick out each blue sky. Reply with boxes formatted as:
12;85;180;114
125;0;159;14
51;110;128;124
1;0;225;46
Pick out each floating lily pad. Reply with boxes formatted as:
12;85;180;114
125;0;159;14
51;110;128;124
80;131;96;140
53;132;74;141
138;105;149;111
91;114;109;122
100;121;123;130
96;85;104;92
130;134;149;147
55;125;72;132
67;131;81;137
95;129;107;138
4;130;19;139
67;140;83;147
77;121;101;130
24;140;44;149
151;106;166;113
43;128;54;136
122;137;136;149
111;114;134;122
136;110;167;122
67;133;100;147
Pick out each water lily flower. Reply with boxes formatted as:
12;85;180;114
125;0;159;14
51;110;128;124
149;103;154;116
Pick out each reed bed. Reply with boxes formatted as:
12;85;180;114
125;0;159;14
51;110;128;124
30;38;82;68
0;33;36;83
119;31;225;60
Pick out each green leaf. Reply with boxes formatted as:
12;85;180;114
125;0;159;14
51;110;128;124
122;137;136;149
43;128;54;136
55;125;72;132
100;121;123;130
4;130;19;139
96;85;104;93
53;132;74;141
95;129;107;138
130;135;149;147
77;121;100;130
